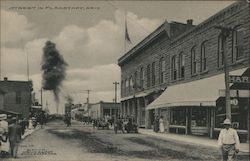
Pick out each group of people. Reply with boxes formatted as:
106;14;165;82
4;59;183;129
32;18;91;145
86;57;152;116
153;115;164;133
0;114;22;158
0;111;47;158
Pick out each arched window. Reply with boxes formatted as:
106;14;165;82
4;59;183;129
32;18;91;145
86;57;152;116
147;64;150;87
152;62;156;86
129;76;133;92
134;71;137;90
232;25;244;62
201;41;207;72
172;55;177;80
159;57;165;83
178;52;185;78
191;46;197;75
218;34;224;67
140;67;144;89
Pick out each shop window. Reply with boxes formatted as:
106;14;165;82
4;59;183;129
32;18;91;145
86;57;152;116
140;67;144;90
171;55;177;80
191;107;207;127
232;26;244;62
215;98;248;130
201;41;207;72
170;108;186;126
16;91;21;104
191;46;197;75
159;57;165;84
147;64;150;87
178;52;185;78
152;62;156;86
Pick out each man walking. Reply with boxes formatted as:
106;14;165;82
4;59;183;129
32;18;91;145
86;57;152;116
8;117;22;158
218;119;240;161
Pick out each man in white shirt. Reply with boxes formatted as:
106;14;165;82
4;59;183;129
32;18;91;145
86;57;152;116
218;118;240;161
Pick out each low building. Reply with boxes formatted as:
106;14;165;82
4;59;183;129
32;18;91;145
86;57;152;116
118;1;249;142
0;77;33;118
90;101;120;119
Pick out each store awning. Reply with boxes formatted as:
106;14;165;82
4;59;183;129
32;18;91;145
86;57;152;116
146;67;248;110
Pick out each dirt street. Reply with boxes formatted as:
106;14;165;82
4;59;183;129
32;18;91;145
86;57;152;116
2;120;249;161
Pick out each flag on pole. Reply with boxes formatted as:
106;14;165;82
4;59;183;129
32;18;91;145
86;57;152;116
125;19;132;44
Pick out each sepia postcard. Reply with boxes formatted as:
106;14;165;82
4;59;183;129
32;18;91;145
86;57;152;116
0;0;249;161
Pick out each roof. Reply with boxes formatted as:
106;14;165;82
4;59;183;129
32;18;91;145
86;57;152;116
0;80;32;93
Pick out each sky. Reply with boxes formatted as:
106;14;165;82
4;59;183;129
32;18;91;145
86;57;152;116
0;0;234;114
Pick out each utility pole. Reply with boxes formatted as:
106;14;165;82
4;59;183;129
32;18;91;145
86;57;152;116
113;82;119;121
40;88;43;110
86;90;91;123
214;25;234;120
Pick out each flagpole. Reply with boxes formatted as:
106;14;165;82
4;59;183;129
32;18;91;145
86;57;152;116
124;11;127;53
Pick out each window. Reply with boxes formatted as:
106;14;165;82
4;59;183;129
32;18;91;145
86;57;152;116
134;71;138;90
16;91;21;104
121;80;124;93
140;67;144;89
129;76;133;92
152;62;156;86
125;79;128;91
191;46;197;75
159;57;165;83
191;107;207;127
170;108;186;126
232;26;244;62
201;41;207;72
172;56;177;80
178;52;185;78
218;34;224;67
147;64;150;87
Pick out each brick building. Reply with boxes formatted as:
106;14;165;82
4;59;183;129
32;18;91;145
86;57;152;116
118;1;249;141
90;101;120;119
0;77;33;118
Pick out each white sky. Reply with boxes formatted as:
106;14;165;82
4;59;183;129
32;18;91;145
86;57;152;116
0;1;234;114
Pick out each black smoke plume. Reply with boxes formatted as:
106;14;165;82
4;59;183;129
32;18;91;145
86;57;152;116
41;41;68;104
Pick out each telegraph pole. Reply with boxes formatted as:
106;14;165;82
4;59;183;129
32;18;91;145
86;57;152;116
214;25;233;120
40;88;43;110
113;82;119;121
86;90;91;123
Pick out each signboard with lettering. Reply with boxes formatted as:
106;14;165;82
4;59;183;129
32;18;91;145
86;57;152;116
229;75;250;83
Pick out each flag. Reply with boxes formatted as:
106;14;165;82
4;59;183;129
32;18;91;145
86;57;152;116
125;19;132;44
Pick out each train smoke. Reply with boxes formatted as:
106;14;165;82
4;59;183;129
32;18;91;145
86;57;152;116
41;41;68;104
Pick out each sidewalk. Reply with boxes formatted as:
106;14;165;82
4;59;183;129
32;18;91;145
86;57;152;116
139;128;249;153
21;127;39;140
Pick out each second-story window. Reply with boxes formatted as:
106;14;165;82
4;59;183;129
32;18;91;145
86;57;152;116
201;41;207;72
16;91;21;104
121;80;124;93
147;64;150;87
152;62;156;86
134;71;138;90
159;57;165;84
125;79;128;91
218;34;224;67
179;52;185;78
172;55;177;80
140;67;144;90
232;26;244;62
129;76;133;92
191;46;197;75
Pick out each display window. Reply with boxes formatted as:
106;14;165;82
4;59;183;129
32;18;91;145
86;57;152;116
191;107;207;127
170;107;186;126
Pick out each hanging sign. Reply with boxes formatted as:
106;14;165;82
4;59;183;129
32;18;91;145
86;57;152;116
229;75;250;83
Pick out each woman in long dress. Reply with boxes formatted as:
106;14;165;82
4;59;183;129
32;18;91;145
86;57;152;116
159;116;165;133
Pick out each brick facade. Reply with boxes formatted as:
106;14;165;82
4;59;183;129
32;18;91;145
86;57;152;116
118;1;250;133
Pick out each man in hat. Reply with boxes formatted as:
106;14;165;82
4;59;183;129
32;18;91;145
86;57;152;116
218;118;240;161
8;117;22;158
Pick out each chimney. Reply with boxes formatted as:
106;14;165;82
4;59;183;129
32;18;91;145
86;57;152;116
4;77;8;81
187;19;193;26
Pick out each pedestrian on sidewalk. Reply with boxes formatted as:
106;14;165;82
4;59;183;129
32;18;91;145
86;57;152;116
218;118;240;161
0;114;10;157
159;116;164;133
153;115;159;133
8;117;22;158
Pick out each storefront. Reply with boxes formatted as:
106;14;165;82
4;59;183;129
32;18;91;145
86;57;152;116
146;67;248;138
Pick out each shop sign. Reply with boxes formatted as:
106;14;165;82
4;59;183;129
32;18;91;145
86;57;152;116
230;98;238;106
229;75;250;83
